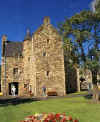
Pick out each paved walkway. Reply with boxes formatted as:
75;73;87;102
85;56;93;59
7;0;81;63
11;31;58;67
37;92;89;100
0;92;89;106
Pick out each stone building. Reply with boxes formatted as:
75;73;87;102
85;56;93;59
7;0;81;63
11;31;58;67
1;17;66;96
80;69;100;90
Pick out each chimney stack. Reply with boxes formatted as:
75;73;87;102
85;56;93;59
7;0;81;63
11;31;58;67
2;35;7;42
43;16;50;25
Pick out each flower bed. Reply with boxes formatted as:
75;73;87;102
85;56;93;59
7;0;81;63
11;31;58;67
20;113;79;122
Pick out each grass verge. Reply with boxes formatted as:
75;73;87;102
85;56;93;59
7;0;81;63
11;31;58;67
0;96;99;122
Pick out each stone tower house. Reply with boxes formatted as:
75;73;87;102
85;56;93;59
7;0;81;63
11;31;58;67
1;17;66;96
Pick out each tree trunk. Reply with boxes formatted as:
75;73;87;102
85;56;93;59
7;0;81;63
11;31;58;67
92;70;99;103
93;84;99;103
76;68;80;92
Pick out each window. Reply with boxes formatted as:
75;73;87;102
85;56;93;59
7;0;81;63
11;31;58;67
43;52;46;56
13;68;18;75
47;39;49;44
19;54;23;58
46;71;49;76
24;84;27;88
28;57;30;61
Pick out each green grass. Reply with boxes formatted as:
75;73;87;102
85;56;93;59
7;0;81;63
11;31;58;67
0;96;100;122
70;91;88;95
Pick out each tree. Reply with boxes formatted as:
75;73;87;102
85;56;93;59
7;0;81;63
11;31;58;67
0;65;1;92
92;0;100;14
59;10;100;102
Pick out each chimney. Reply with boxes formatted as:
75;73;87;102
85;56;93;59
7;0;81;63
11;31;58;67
2;35;7;42
43;16;50;25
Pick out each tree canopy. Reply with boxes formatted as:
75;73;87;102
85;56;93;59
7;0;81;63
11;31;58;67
94;0;100;14
59;10;100;84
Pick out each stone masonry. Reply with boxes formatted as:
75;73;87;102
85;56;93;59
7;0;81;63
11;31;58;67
1;17;66;96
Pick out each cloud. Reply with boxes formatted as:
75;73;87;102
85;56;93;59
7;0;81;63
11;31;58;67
91;0;99;12
91;0;96;12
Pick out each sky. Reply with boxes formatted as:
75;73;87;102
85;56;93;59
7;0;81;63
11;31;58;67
0;0;93;63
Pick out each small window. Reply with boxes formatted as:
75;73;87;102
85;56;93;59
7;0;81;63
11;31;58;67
28;57;30;61
13;68;18;75
24;84;27;88
47;39;49;44
19;54;23;57
43;52;46;56
47;71;49;76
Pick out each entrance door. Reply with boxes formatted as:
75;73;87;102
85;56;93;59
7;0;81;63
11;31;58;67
9;82;19;95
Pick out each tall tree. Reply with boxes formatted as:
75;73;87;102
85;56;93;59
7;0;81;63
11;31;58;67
0;65;1;92
59;10;100;102
92;0;100;13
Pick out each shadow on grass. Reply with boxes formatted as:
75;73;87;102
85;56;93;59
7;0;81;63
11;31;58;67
84;94;92;99
83;90;93;100
0;92;93;107
0;97;40;106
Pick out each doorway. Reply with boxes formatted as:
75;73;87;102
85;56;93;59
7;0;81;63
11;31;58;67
9;82;19;95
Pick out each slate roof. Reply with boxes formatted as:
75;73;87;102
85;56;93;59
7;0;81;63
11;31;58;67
2;41;23;57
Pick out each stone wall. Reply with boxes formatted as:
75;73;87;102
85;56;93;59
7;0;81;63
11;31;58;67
23;40;32;95
32;17;66;96
1;57;23;96
80;69;92;90
1;17;66;97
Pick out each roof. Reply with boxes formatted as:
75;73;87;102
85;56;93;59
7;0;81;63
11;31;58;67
2;41;23;57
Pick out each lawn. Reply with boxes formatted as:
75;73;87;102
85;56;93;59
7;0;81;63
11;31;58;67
0;96;100;122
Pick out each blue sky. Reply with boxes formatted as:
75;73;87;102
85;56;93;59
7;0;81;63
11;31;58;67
0;0;93;63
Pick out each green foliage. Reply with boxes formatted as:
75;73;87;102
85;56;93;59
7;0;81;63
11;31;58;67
0;65;1;81
97;79;100;83
94;0;100;14
59;10;100;84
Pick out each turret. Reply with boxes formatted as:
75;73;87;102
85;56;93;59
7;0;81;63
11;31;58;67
1;35;7;57
24;29;31;41
2;34;7;43
23;29;32;92
1;35;8;96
